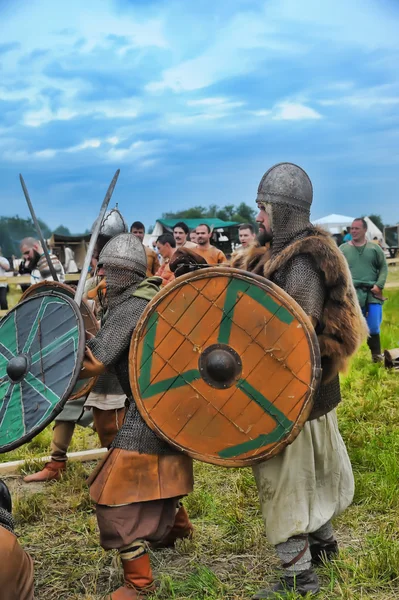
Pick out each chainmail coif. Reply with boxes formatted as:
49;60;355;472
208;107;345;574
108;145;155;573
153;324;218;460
269;201;312;257
105;266;143;309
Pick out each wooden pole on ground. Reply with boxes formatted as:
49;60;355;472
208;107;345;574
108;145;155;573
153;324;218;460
0;448;107;475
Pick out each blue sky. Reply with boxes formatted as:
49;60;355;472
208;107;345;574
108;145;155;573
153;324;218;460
0;0;398;232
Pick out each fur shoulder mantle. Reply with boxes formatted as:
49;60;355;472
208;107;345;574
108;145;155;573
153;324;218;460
230;228;368;380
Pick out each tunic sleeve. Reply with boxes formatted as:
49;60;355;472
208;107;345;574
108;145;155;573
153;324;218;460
375;246;388;290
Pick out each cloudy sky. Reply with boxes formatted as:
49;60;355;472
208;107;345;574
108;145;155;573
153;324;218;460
0;0;398;232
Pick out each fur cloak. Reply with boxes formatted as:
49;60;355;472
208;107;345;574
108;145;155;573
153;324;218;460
230;228;368;383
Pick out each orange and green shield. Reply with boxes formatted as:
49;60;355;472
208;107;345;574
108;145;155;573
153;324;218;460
130;267;321;467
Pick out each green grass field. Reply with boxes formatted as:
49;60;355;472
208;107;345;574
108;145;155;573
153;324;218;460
2;280;399;599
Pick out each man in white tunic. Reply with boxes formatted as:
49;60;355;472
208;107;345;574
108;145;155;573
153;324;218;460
231;163;367;598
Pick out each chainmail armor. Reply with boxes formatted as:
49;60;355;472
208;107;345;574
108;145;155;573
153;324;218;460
256;163;342;419
0;507;14;533
269;250;341;418
93;371;125;396
272;254;325;325
87;289;177;455
112;402;175;454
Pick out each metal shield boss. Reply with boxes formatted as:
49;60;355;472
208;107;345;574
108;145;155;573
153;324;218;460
0;292;86;453
130;267;322;467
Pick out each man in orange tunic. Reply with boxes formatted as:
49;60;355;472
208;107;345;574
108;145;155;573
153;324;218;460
155;233;176;286
130;221;160;277
193;223;227;265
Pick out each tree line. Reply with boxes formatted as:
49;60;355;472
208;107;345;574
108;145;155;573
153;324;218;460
0;216;76;257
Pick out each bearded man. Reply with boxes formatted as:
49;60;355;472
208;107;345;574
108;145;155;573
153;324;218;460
20;237;65;284
231;163;367;598
80;233;193;600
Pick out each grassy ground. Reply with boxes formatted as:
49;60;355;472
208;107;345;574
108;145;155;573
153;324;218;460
2;285;399;599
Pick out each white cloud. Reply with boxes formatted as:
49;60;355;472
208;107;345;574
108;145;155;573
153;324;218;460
187;97;228;107
250;109;272;117
107;136;120;145
0;0;168;54
267;0;399;51
67;139;101;152
147;10;305;93
273;102;322;121
23;107;78;127
319;94;399;109
104;139;164;163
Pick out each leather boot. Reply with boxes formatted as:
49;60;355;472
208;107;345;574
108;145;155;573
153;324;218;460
310;539;339;566
23;460;66;483
107;554;155;599
252;568;320;599
152;505;194;549
367;334;383;363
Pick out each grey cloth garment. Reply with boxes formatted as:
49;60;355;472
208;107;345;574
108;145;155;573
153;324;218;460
0;507;15;533
276;536;312;574
55;397;93;426
310;520;335;544
88;294;178;455
270;251;342;419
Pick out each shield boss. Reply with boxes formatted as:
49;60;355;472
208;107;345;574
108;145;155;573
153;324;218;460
130;267;321;467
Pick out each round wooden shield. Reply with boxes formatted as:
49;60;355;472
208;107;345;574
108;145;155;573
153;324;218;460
130;267;322;467
0;293;85;453
20;281;99;401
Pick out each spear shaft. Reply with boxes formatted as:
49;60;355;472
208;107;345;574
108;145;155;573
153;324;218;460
74;169;120;307
19;174;59;282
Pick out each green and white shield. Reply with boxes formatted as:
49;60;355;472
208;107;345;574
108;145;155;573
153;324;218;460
0;293;85;453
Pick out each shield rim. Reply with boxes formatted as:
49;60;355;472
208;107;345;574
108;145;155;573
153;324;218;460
130;266;322;467
20;281;99;400
0;291;86;453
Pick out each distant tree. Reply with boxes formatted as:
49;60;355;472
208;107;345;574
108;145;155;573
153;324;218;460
37;218;52;239
0;215;53;256
367;214;385;233
0;222;15;258
233;202;256;224
53;225;71;236
162;206;208;219
162;202;256;224
148;225;154;234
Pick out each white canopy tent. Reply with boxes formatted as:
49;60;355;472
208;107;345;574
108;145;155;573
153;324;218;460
313;214;385;245
312;214;354;235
